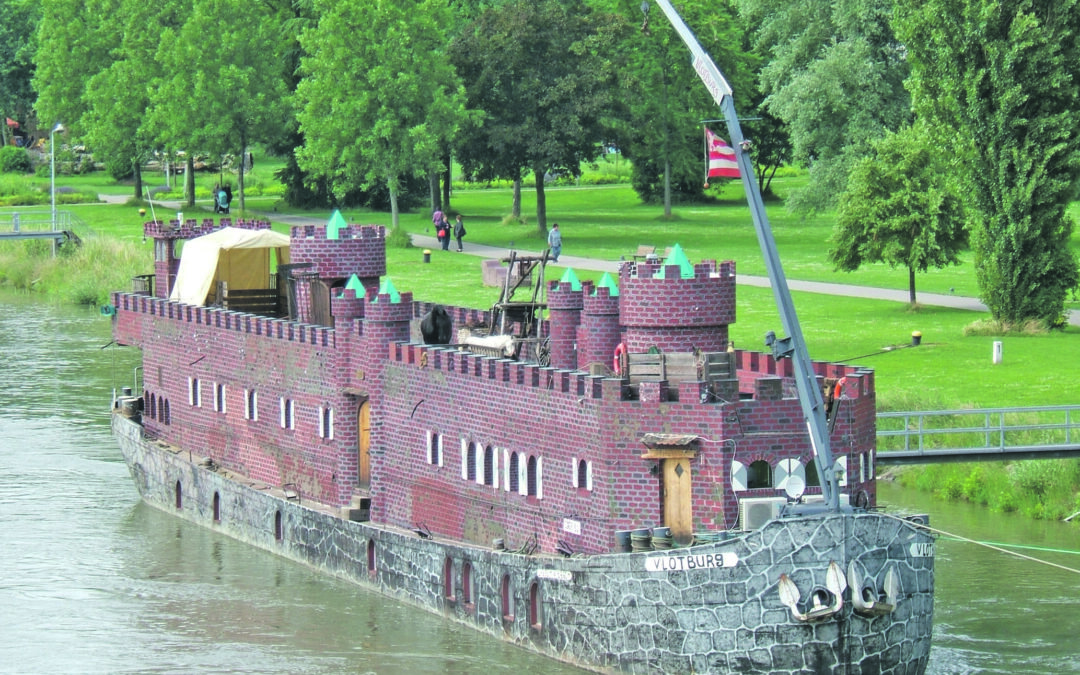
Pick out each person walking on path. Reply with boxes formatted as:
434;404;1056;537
547;222;562;262
436;212;451;251
453;214;466;252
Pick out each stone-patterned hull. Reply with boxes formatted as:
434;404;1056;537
114;411;933;674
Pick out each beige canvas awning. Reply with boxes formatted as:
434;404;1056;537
169;227;290;306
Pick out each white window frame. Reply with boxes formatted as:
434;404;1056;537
244;389;258;421
279;397;295;430
213;382;226;413
503;449;511;492
460;438;468;480
318;406;334;440
188;377;201;407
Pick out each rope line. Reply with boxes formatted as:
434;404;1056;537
880;511;1080;576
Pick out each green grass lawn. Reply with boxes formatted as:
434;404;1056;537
3;166;1079;413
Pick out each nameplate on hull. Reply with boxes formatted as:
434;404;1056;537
645;551;739;572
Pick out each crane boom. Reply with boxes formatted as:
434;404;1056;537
649;0;841;510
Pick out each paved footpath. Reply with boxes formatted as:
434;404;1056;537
122;199;1080;328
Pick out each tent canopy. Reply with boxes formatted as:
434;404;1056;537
169;227;290;306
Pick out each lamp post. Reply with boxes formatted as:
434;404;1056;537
50;122;64;230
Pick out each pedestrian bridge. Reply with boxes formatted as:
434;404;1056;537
876;404;1080;465
0;210;79;245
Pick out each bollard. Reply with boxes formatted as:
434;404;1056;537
911;331;922;346
992;340;1003;364
423;249;431;263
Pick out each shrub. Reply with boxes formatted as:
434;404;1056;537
0;146;33;174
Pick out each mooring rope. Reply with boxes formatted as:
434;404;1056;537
880;510;1080;576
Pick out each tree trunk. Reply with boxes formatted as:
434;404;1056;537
534;166;547;234
389;178;400;230
429;171;441;214
512;177;522;218
185;155;195;207
663;156;672;218
237;135;247;212
908;266;917;304
442;153;452;212
133;161;143;201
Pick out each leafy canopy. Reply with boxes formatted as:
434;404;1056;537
830;123;967;303
895;0;1080;324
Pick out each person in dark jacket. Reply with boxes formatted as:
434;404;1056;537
453;215;466;252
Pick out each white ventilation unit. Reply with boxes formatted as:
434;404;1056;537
738;496;787;531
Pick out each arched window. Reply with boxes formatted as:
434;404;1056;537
444;558;455;601
428;432;441;465
174;480;182;509
527;456;538;496
747;460;772;489
163;399;171;425
466;442;477;482
274;510;283;541
501;574;514;621
212;492;221;522
529;581;542;630
462;561;473;605
367;539;376;575
484;445;495;486
509;452;520;493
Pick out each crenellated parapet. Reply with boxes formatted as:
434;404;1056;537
619;259;736;353
143;217;271;240
110;291;336;352
289;224;387;281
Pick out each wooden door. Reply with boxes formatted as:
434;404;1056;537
357;400;371;488
662;457;693;545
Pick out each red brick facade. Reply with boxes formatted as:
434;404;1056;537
112;218;877;556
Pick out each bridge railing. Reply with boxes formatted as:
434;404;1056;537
877;405;1080;462
1;210;72;232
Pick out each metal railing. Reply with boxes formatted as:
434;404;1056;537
0;210;73;233
877;405;1080;463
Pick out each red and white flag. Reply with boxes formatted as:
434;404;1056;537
705;127;739;182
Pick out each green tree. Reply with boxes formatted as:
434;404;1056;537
896;0;1080;324
149;0;289;210
830;124;967;304
449;0;623;233
0;0;39;147
81;0;185;199
736;0;910;214
34;0;123;138
296;0;470;230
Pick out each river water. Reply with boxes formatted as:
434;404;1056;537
1;293;1077;674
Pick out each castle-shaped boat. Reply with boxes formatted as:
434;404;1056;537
109;212;933;674
108;4;933;671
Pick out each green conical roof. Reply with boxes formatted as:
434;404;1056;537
373;277;401;303
559;267;582;291
594;271;619;296
337;274;364;298
654;243;694;279
326;209;347;240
